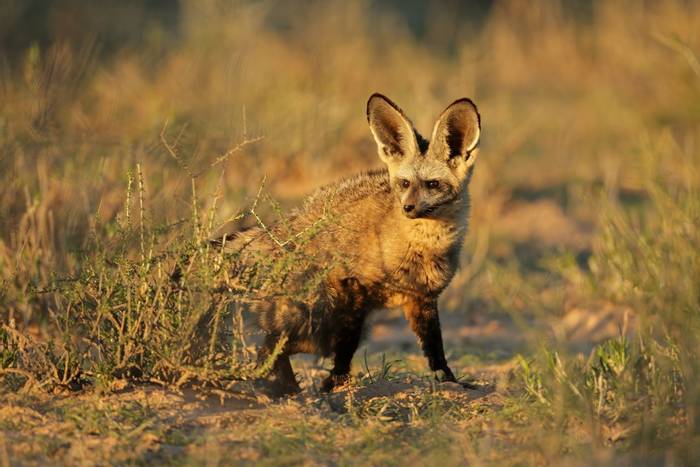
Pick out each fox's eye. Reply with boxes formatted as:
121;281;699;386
426;180;440;189
401;179;410;188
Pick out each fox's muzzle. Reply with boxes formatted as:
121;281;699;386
402;203;431;219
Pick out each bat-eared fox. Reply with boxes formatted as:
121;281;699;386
218;93;480;394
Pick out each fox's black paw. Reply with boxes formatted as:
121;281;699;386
433;370;480;390
433;368;457;383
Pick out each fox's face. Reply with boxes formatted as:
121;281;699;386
367;94;481;219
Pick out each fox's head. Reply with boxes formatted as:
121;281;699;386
367;93;481;220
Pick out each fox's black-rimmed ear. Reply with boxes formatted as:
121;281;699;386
430;98;481;164
367;93;419;164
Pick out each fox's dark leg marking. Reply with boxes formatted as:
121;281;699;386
321;317;365;392
272;354;299;394
258;334;301;395
403;298;456;383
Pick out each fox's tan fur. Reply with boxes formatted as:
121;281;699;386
224;94;481;393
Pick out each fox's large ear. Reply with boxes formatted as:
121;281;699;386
367;93;419;164
429;98;480;166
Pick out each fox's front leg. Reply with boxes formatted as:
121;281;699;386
403;298;457;383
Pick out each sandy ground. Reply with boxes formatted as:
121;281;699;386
0;302;628;466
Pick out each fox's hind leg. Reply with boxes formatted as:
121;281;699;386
271;354;300;394
258;334;301;395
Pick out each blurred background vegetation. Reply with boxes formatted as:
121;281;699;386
1;0;699;464
2;0;696;275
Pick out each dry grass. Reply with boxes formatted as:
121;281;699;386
1;0;700;465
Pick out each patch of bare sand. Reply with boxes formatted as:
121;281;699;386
328;379;466;401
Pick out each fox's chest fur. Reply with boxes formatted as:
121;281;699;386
379;214;466;303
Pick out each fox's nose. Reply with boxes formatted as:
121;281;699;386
403;204;415;213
